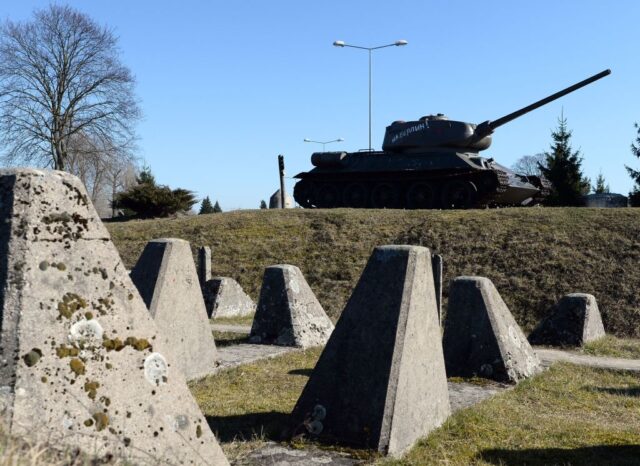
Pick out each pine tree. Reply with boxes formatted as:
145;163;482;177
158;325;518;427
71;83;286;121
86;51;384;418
627;123;640;206
538;115;590;206
260;200;267;209
137;165;155;185
213;201;222;213
199;196;215;214
592;172;610;194
112;166;197;218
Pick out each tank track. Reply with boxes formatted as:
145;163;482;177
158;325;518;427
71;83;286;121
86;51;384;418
525;175;552;204
294;168;508;210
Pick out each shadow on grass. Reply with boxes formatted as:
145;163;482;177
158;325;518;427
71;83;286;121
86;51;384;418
478;445;640;465
206;411;290;442
288;368;313;377
214;335;251;348
589;386;640;397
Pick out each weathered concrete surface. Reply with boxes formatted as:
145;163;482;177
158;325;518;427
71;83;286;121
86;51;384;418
130;238;218;380
432;254;443;325
528;293;606;347
290;246;450;457
535;348;640;372
249;265;333;348
216;344;300;371
0;169;228;465
205;277;255;319
197;245;212;287
443;276;541;383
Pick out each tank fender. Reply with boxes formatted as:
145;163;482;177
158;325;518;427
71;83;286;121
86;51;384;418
311;151;347;167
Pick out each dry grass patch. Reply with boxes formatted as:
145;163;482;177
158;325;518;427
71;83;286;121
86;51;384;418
387;364;640;466
0;427;128;465
212;314;255;327
582;335;640;359
189;347;322;462
189;345;640;466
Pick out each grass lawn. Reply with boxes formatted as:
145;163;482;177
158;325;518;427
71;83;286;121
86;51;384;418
107;208;640;337
189;348;640;466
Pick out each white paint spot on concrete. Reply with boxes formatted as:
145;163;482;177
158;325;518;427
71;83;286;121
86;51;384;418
508;325;522;348
165;413;189;431
144;352;168;386
290;278;300;294
69;319;103;345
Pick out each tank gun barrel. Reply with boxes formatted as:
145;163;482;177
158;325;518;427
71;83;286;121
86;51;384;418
475;69;611;137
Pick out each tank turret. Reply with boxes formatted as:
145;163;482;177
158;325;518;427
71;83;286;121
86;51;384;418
382;69;611;153
294;69;611;210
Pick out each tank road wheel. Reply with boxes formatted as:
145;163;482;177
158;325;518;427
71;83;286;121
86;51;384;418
371;183;400;209
342;183;368;208
293;180;314;208
406;182;436;209
315;183;341;208
442;181;477;209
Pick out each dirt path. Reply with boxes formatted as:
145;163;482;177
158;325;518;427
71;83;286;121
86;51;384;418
535;348;640;372
216;343;299;370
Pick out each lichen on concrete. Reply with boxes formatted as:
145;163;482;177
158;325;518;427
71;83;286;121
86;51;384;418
130;238;218;380
0;169;229;465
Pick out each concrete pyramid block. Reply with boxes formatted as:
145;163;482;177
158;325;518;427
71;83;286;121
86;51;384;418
443;276;541;383
205;277;255;319
290;246;450;457
0;169;228;465
249;265;333;348
130;238;217;380
529;293;605;346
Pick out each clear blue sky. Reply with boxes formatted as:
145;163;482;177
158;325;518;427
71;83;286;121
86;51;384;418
2;1;638;209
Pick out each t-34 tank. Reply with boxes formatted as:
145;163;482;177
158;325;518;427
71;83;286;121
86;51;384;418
293;69;610;209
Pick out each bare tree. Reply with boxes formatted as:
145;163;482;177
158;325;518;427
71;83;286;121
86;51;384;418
511;153;546;176
0;4;140;170
65;130;139;216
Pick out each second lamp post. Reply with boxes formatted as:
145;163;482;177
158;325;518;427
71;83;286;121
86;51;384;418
333;39;408;152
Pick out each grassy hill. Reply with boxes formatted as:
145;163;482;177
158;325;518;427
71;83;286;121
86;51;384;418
106;207;640;337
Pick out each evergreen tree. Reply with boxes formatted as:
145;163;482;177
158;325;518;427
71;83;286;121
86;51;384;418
213;201;222;213
538;116;590;206
260;200;267;209
199;196;215;214
137;165;155;185
592;172;610;194
112;167;197;218
627;123;640;206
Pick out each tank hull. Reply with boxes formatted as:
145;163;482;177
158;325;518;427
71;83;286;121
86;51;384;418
293;150;542;209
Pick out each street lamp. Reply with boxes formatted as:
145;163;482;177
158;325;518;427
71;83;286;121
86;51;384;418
333;39;408;151
303;137;344;152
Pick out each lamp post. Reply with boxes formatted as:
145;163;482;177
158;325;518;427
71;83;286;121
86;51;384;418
333;39;407;151
303;137;344;152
